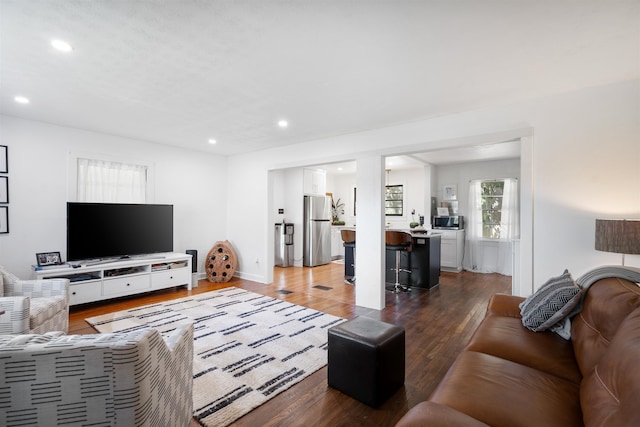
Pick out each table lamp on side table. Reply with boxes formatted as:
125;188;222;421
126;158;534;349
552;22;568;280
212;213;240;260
595;219;640;266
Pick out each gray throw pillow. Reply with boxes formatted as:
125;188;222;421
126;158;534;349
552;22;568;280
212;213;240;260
519;269;582;334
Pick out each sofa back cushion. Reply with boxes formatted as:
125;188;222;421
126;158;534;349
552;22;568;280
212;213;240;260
580;307;640;426
0;335;116;426
571;277;640;376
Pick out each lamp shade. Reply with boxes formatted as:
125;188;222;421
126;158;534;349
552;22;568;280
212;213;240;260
595;219;640;255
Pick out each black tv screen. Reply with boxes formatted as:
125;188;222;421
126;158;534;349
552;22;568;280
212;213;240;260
67;202;174;261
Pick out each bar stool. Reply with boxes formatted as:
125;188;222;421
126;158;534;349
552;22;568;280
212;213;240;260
340;229;356;285
385;231;412;293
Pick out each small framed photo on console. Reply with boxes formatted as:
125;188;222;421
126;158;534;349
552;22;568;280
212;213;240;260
36;251;63;267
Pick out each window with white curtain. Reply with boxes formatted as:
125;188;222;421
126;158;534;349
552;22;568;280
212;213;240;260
464;178;519;275
480;181;506;238
77;158;147;203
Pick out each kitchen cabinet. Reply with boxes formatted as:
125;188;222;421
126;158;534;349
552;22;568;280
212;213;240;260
303;168;326;196
331;227;346;259
385;233;441;289
435;230;465;272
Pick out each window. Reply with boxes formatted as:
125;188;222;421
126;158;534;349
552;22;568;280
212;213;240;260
468;178;519;240
466;178;519;274
77;158;147;203
480;181;505;238
385;185;403;216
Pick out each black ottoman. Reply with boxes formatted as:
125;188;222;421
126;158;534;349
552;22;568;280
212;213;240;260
328;316;405;407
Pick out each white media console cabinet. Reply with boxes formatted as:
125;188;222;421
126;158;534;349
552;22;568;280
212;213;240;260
33;252;193;306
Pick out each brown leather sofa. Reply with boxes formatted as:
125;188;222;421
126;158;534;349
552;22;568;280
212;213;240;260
396;274;640;427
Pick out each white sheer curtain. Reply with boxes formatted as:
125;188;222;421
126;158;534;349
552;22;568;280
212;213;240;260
77;158;147;203
464;180;484;272
463;178;519;275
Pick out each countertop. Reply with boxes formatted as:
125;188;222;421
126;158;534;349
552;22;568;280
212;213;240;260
331;225;442;239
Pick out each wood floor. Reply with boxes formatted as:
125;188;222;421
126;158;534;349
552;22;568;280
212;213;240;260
68;262;511;427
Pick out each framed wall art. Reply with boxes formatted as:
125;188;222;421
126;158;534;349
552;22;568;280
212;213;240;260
0;145;6;174
0;176;8;203
443;184;457;200
0;206;7;234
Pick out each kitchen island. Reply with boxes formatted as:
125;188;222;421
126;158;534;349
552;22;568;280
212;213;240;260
384;230;441;290
339;228;441;289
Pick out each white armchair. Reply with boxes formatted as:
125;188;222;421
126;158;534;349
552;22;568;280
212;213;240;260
0;265;69;334
0;324;194;426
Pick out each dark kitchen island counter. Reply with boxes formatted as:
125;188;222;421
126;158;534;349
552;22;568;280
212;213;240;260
385;230;441;290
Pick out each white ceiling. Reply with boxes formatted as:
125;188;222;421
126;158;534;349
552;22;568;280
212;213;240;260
1;1;638;157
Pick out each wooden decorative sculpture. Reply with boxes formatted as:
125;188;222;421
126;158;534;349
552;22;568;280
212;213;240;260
205;240;238;283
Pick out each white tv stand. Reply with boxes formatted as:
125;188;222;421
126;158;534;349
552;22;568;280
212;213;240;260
34;253;193;306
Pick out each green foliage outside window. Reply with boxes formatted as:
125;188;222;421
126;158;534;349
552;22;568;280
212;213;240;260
481;181;504;238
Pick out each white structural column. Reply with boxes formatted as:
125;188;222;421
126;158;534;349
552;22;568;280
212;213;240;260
518;136;534;296
355;155;386;310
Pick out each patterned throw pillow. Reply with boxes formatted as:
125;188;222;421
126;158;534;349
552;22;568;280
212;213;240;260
519;269;582;336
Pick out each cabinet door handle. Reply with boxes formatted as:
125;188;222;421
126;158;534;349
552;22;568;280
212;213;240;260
72;291;76;295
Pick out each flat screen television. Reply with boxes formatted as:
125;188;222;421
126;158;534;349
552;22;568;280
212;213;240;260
67;202;174;262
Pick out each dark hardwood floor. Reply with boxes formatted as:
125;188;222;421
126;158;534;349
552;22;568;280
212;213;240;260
68;262;511;427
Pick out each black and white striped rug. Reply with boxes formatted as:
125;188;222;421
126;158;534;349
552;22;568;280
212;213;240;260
86;287;346;427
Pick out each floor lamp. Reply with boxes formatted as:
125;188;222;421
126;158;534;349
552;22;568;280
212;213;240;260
595;219;640;266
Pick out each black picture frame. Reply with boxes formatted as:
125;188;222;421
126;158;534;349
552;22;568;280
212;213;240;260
0;145;6;174
0;176;7;203
0;206;7;234
36;251;63;267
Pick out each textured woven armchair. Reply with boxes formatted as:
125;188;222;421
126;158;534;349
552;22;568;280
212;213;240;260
0;265;69;334
0;324;194;426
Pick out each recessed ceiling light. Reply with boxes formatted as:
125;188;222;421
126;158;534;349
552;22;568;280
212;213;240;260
14;96;30;104
208;139;216;144
51;39;73;52
278;120;288;128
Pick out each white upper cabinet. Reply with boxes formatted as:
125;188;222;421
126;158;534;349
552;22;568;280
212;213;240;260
303;168;326;196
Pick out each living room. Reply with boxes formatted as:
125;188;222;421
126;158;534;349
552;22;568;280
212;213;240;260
1;2;639;285
1;1;639;426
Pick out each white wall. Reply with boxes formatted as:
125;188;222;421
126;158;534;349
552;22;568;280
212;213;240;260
434;158;521;218
326;166;429;229
0;115;228;279
326;173;356;227
383;168;426;229
227;79;640;307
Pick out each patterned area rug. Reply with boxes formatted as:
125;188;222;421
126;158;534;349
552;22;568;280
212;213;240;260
85;287;345;427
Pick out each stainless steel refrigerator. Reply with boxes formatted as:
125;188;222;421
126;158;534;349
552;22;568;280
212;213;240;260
303;195;332;267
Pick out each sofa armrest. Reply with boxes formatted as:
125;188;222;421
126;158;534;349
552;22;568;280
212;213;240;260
5;279;69;301
156;323;194;426
0;296;30;334
98;325;193;426
166;323;194;352
396;402;490;427
485;293;526;318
